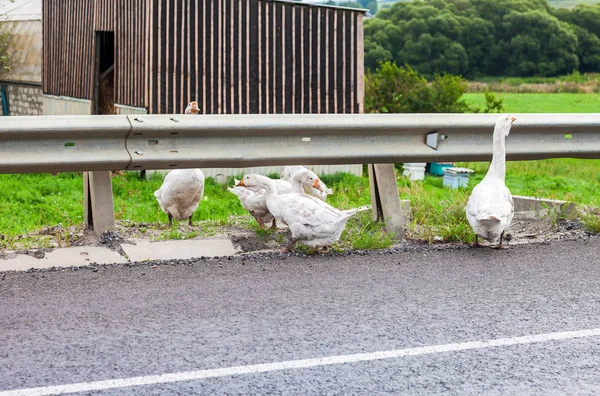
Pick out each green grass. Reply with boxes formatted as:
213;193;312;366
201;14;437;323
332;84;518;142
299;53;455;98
463;92;600;113
398;176;475;243
0;172;247;238
457;159;600;206
0;173;84;236
582;211;600;233
1;161;598;250
112;172;247;224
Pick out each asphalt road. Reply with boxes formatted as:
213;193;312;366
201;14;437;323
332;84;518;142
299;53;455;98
2;238;600;395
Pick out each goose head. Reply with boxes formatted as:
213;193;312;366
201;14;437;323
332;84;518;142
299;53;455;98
496;114;516;136
185;101;200;114
236;174;270;189
292;170;323;192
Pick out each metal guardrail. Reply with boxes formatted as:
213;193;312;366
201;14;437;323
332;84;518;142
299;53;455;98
2;113;600;174
1;113;599;237
1;115;131;174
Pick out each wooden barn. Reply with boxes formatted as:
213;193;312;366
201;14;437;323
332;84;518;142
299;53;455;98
42;0;366;117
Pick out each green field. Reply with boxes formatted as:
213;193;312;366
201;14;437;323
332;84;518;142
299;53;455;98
547;0;600;7
463;93;600;113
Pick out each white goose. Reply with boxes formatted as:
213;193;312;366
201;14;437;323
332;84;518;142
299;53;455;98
229;180;276;230
237;171;357;253
153;100;205;226
466;115;516;248
281;165;332;201
184;101;200;114
230;171;317;230
243;178;292;195
154;169;205;226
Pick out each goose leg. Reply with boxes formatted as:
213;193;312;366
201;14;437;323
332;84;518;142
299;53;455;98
270;218;277;230
256;216;265;230
168;213;173;227
496;232;508;249
188;215;193;226
474;235;480;247
281;239;297;253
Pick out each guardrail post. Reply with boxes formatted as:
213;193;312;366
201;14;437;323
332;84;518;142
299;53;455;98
84;171;115;236
368;164;405;239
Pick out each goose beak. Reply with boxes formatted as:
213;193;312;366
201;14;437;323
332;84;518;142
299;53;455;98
313;178;323;192
236;178;246;187
191;101;200;114
510;116;516;124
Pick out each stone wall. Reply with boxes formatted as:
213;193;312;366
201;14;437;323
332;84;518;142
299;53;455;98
0;83;43;116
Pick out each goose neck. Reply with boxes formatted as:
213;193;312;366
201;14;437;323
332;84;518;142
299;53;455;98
290;174;306;194
487;128;507;182
257;176;278;197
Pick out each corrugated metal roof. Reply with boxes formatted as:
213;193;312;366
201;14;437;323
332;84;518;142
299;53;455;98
0;0;42;21
272;0;368;12
0;20;42;84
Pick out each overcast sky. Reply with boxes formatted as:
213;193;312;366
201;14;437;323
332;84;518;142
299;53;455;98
0;0;41;21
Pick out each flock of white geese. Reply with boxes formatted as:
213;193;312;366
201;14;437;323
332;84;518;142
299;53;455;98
154;102;517;252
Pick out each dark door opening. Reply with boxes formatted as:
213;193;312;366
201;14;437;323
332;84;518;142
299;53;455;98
92;32;115;115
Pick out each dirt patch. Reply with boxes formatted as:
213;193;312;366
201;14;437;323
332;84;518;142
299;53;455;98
506;211;588;245
228;228;291;252
0;212;595;259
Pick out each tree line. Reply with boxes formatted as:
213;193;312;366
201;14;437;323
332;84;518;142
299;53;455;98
364;0;600;78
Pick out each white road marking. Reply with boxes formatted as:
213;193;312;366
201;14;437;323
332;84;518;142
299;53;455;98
3;327;600;396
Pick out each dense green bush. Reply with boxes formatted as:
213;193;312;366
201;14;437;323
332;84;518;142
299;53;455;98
364;61;503;113
364;0;600;78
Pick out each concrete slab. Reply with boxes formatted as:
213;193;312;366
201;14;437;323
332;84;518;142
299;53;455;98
121;239;239;262
0;246;128;272
513;196;576;216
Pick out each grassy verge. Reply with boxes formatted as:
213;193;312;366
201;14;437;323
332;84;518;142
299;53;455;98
463;92;600;113
0;159;598;251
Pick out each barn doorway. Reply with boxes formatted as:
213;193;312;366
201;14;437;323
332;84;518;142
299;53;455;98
92;32;115;115
86;32;116;232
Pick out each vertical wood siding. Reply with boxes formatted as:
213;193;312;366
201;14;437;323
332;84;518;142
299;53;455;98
115;0;148;108
94;0;115;32
43;0;95;100
43;0;364;113
148;0;363;114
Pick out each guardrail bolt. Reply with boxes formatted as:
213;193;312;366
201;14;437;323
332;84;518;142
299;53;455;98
134;117;144;123
135;150;144;155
